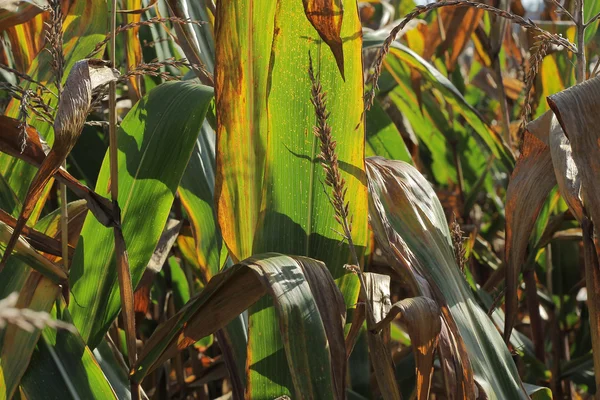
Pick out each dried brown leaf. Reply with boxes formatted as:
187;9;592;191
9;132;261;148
504;112;556;341
367;272;441;400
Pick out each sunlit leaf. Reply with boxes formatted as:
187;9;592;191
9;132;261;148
68;81;213;349
215;0;367;395
366;156;529;398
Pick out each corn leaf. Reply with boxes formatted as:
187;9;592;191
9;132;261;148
0;273;60;399
68;80;213;349
20;298;120;400
178;127;221;282
215;0;367;396
365;99;413;163
364;35;515;172
5;10;46;72
0;0;44;30
548;75;600;389
366;156;529;399
134;253;347;400
504;112;556;340
0;200;87;399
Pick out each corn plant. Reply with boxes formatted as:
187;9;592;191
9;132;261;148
0;0;600;399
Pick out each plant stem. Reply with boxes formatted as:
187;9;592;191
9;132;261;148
575;0;586;83
581;217;600;394
109;1;119;202
109;1;138;395
60;161;68;271
523;269;545;363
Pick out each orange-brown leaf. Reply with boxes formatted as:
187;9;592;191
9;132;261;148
504;112;556;340
302;0;345;79
6;10;47;72
0;0;45;31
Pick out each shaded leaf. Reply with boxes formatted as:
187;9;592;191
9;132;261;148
0;272;61;399
362;273;401;400
365;99;413;163
0;115;114;227
369;289;440;399
504;112;556;340
20;298;120;400
178;131;221;282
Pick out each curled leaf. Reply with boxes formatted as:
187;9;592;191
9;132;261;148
363;272;401;400
548;76;600;227
367;272;441;400
0;60;119;270
134;253;346;399
302;0;345;79
366;156;528;399
548;115;583;222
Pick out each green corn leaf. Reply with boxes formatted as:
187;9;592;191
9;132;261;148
68;80;213;349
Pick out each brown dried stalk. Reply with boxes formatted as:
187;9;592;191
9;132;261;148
44;0;65;96
365;0;577;109
308;54;374;320
86;16;206;59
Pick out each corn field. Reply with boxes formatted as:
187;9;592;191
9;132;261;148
0;0;599;398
